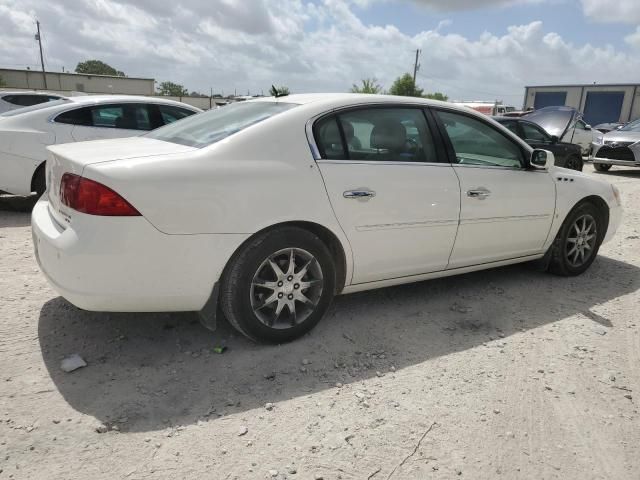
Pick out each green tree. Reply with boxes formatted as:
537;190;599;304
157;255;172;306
75;60;125;77
350;78;383;94
388;73;424;97
269;85;290;97
156;81;189;96
423;92;449;101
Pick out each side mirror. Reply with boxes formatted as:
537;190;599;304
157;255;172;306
550;135;559;144
585;124;592;130
530;149;554;170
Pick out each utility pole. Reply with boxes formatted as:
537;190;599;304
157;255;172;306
412;49;421;91
35;20;47;89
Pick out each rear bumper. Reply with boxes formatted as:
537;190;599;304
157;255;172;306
31;198;248;312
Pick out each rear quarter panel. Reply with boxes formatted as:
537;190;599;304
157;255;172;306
83;110;354;279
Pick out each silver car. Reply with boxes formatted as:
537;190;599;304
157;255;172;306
591;118;640;172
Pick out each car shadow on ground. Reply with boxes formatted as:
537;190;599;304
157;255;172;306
37;254;639;433
0;194;37;227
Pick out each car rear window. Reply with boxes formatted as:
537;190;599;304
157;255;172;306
146;101;298;148
0;99;70;117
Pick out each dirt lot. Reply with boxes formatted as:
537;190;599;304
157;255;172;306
1;165;639;480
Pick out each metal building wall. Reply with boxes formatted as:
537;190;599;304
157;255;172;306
524;84;640;123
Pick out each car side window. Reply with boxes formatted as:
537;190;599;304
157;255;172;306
158;105;196;125
521;122;550;143
436;110;524;168
4;95;51;107
337;108;437;162
575;120;587;130
90;104;152;130
314;116;347;160
500;120;520;136
55;107;93;126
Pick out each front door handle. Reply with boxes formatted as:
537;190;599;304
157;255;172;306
467;188;491;199
343;189;376;200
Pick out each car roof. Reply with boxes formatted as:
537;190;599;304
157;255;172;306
62;95;201;110
0;90;66;97
250;93;451;109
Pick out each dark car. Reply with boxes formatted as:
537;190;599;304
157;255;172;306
493;116;584;171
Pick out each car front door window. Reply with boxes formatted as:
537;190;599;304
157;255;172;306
521;122;550;144
436;111;524;168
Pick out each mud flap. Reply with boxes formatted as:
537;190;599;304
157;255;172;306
198;282;220;332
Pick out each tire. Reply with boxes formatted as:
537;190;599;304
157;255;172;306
32;164;46;197
220;226;336;343
547;202;605;276
565;155;583;172
594;163;611;172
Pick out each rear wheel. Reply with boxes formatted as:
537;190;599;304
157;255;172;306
565;155;583;171
220;227;336;343
594;163;611;172
547;202;604;276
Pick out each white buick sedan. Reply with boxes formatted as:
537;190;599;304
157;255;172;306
32;94;622;343
1;95;201;197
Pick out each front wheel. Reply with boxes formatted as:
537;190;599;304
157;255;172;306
547;202;604;276
594;163;611;172
220;227;336;343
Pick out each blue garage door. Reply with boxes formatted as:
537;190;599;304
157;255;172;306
534;91;567;109
583;91;625;126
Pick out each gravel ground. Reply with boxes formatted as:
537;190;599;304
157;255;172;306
1;165;639;480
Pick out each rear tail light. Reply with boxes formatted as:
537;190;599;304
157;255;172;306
60;173;141;216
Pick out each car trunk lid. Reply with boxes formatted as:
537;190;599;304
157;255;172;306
46;137;196;226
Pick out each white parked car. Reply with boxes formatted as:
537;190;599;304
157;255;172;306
0;91;66;114
32;94;622;343
0;95;201;196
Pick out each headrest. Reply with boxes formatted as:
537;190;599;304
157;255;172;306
370;119;406;151
321;120;342;145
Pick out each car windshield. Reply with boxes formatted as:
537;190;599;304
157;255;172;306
619;118;640;132
146;101;299;147
0;99;70;117
523;107;577;137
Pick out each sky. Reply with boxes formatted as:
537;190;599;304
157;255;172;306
1;0;639;106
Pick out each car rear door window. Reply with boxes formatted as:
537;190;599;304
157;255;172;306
436;110;525;168
158;105;196;125
499;120;520;136
90;104;152;130
315;108;437;163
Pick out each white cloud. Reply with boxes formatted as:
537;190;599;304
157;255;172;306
0;0;639;102
626;27;640;48
581;0;640;24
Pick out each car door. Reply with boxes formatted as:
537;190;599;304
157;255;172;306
314;106;461;284
519;120;570;164
565;119;592;155
68;103;152;142
432;109;556;268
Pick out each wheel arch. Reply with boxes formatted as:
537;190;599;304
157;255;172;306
574;194;610;240
30;161;46;194
222;221;349;295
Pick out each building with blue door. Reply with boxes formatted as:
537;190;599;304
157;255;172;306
523;84;640;126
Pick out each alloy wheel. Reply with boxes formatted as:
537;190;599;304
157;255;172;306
250;248;324;329
565;214;597;267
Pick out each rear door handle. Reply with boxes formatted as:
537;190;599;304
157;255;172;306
343;189;376;199
467;188;491;199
